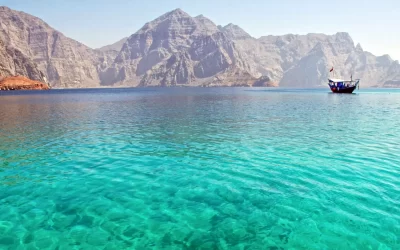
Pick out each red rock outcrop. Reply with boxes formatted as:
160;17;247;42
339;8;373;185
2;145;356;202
0;76;49;90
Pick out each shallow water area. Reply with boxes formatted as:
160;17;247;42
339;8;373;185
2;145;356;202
0;87;399;249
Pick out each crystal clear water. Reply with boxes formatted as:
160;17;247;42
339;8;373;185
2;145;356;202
0;88;399;250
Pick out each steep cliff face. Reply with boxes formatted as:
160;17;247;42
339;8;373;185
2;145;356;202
100;9;257;87
0;6;100;88
0;38;46;83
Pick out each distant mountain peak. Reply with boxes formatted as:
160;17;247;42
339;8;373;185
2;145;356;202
164;8;190;18
377;54;393;65
141;8;191;28
335;31;350;36
220;23;252;40
333;32;353;42
355;43;363;52
194;15;219;32
134;9;220;37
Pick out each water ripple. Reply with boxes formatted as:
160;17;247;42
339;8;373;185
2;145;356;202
0;88;400;249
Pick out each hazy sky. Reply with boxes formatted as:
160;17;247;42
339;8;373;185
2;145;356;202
1;0;399;60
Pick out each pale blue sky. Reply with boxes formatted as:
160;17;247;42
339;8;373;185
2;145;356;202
1;0;399;60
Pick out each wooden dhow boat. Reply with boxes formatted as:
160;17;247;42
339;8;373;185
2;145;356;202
328;67;360;93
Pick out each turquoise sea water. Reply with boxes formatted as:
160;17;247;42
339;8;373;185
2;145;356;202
0;88;399;249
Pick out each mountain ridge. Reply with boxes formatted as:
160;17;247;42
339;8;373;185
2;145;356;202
99;8;259;87
1;6;399;88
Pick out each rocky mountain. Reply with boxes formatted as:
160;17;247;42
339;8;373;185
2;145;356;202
99;9;258;87
96;38;129;74
276;33;400;87
221;28;400;87
1;6;399;88
0;38;46;83
0;6;100;88
219;24;252;40
219;24;279;81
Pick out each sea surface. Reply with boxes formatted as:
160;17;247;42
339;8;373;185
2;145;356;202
0;88;399;249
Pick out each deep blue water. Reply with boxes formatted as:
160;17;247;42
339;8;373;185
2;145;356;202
0;88;399;249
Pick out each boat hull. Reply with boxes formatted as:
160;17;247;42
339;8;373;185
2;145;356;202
330;86;357;93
